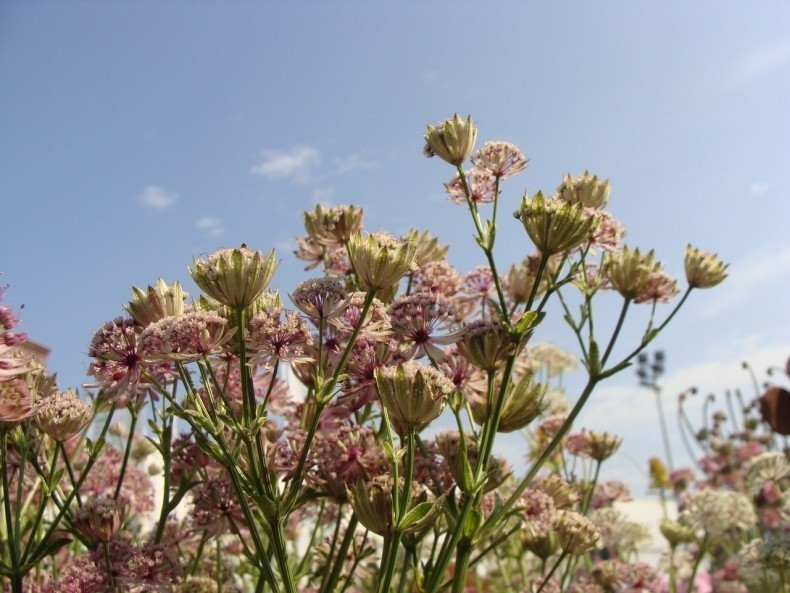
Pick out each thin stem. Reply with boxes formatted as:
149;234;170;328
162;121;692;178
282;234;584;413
113;405;139;500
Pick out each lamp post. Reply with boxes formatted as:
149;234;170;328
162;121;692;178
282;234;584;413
637;350;674;472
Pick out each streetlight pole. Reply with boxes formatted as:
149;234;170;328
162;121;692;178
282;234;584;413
637;350;674;472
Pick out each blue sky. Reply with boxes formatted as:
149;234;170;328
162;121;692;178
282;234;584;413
2;2;789;492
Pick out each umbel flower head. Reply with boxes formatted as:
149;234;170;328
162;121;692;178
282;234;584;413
555;509;603;554
36;389;93;441
684;244;728;288
472;141;528;179
189;246;277;310
125;279;188;327
515;192;599;255
423;114;478;166
556;171;611;209
375;361;453;433
347;232;417;292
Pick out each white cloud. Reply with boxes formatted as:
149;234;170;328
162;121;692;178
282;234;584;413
334;154;377;173
196;217;225;237
730;43;790;87
748;182;770;196
138;185;178;211
250;146;321;182
701;245;790;315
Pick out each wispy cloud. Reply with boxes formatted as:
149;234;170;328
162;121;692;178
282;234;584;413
334;154;377;173
730;42;790;87
701;245;790;315
196;217;225;237
749;182;770;196
138;185;178;211
251;146;321;182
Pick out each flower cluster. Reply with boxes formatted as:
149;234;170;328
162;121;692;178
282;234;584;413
0;115;746;593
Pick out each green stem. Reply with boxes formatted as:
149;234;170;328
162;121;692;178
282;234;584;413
113;405;139;500
450;540;472;593
456;164;509;320
534;551;568;593
321;515;359;593
687;535;709;592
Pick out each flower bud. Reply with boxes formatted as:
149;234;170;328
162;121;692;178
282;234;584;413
375;362;452;434
515;192;599;255
469;372;547;433
304;204;365;247
347;232;417;292
602;246;662;299
402;229;449;266
457;319;517;372
684;244;728;288
74;495;127;545
189;246;277;310
125;279;188;327
556;171;611;209
423;114;478;166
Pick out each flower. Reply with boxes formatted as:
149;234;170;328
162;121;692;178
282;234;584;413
125;279;187;327
412;260;463;297
515;192;599;255
303;204;365;247
633;269;680;304
684;244;728;288
74;495;127;544
444;167;496;205
247;309;314;367
472;141;528;179
556;171;611;209
290;277;348;320
88;317;152;404
468;372;547;432
401;229;449;266
375;361;453;433
555;510;603;554
189;245;277;310
435;430;510;493
0;376;37;426
348;476;441;536
347;232;417;292
423;114;478;166
141;309;235;362
36;389;92;441
680;489;757;538
388;291;463;361
457;319;517;372
602;245;662;299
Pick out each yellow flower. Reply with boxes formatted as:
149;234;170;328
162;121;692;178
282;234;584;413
515;192;598;255
684;244;728;288
189;246;277;310
347;232;416;292
423;114;478;166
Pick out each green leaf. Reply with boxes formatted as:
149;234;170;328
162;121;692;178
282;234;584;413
598;360;632;380
513;310;545;337
398;501;435;531
461;507;482;539
642;328;659;345
588;339;601;376
27;536;72;566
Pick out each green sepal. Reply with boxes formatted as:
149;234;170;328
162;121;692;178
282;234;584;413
588;339;601;376
461;507;482;540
